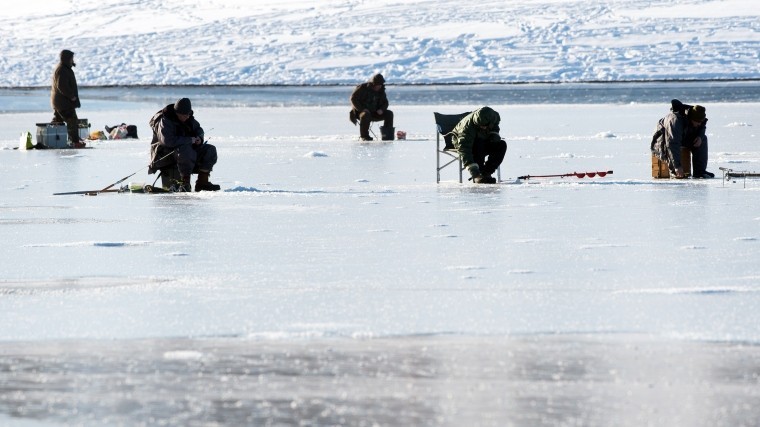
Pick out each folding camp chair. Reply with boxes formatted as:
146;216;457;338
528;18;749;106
434;111;470;183
434;111;503;183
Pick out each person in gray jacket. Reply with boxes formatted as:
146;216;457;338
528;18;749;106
450;106;507;184
50;49;85;148
652;99;713;179
148;98;220;192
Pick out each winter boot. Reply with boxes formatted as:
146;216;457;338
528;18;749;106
380;126;395;141
479;167;497;184
195;171;220;191
473;174;497;184
170;175;192;192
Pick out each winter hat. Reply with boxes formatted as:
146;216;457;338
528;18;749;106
174;98;192;115
370;73;385;85
687;105;706;122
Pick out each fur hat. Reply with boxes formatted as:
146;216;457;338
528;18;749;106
370;73;385;85
174;98;192;115
687;105;706;122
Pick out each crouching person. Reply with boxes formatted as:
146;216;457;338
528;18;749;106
651;99;712;179
148;98;220;191
451;106;507;184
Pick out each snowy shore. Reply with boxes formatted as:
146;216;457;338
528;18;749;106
1;0;758;87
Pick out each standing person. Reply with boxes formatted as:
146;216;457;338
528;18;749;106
148;98;221;192
50;49;85;148
450;106;507;184
350;73;394;141
652;99;713;179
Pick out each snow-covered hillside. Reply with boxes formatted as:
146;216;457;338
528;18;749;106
1;0;758;86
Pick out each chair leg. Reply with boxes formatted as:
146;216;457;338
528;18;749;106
436;141;440;183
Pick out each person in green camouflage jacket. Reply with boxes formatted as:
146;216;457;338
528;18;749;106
450;106;507;184
350;73;394;141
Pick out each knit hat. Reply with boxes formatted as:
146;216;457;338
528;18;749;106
174;98;192;115
370;73;385;85
687;105;706;122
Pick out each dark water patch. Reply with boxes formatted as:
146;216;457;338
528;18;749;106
2;81;760;112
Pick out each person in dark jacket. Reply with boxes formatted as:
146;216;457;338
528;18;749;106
652;99;713;179
350;73;394;141
450;106;507;184
148;98;220;192
50;49;85;148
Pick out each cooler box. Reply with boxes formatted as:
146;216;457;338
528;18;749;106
652;148;691;178
36;123;69;148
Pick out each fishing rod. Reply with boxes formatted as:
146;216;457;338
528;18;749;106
518;170;613;180
53;149;176;196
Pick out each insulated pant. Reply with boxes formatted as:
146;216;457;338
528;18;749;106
52;109;80;143
472;137;507;176
359;110;394;139
683;135;708;177
174;143;218;177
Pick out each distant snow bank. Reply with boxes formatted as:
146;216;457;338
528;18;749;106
0;0;758;87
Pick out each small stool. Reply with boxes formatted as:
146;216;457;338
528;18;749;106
652;147;691;178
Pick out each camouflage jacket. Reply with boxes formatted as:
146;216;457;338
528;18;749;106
451;107;501;175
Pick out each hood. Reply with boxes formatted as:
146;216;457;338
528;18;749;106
472;106;500;129
60;49;75;66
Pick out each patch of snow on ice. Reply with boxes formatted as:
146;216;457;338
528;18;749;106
596;131;617;138
304;151;328;157
163;351;204;361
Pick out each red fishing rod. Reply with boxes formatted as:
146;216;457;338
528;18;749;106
518;170;613;180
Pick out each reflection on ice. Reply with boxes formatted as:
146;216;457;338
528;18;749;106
0;336;758;427
1;85;759;425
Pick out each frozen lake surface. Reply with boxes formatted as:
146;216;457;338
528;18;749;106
1;83;759;426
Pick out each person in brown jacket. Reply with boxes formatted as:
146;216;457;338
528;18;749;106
350;73;394;141
50;49;85;148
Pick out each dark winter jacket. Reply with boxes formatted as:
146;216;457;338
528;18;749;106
51;50;80;112
451;107;502;174
652;108;707;170
350;80;389;114
148;104;204;173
